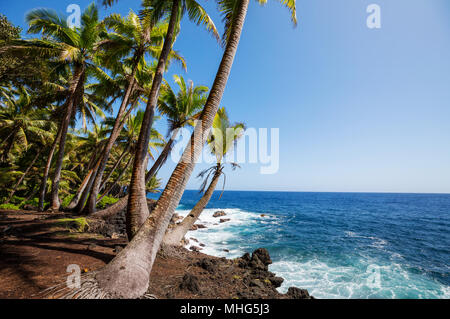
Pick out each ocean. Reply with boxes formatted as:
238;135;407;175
148;191;450;299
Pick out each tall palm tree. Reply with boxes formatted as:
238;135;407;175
22;3;107;211
89;75;207;221
50;0;296;299
36;65;108;211
125;0;219;238
126;74;208;237
83;10;179;215
81;46;182;215
163;107;244;245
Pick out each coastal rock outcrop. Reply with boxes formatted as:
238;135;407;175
190;224;207;231
286;287;312;299
213;211;226;218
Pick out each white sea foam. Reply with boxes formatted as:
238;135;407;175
270;258;450;299
177;207;273;258
176;207;450;299
344;231;388;249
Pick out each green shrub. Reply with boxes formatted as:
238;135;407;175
96;195;119;209
55;218;89;232
0;203;20;210
61;194;75;208
9;196;25;205
17;197;40;209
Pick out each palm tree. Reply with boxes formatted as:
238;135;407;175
163;107;244;245
0;86;54;163
126;74;208;237
65;124;109;210
83;10;176;215
81;45;182;215
125;0;219;239
89;75;207;221
36;65;108;211
21;3;107;211
49;0;296;299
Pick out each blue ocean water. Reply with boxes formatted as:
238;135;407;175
149;191;450;299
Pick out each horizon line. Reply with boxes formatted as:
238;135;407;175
154;189;450;195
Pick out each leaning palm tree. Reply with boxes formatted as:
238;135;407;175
163;107;245;245
21;3;107;211
90;75;207;221
124;0;219;238
126;74;208;237
64;124;109;210
83;9;188;215
47;0;296;299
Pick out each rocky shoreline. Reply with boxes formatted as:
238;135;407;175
88;206;313;299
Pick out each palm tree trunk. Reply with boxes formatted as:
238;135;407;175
74;157;102;214
60;0;249;299
89;149;165;220
126;0;181;239
85;65;140;215
146;136;176;181
65;145;104;210
38;124;63;211
50;65;85;211
98;154;133;202
163;168;221;246
65;167;95;210
6;148;43;203
99;145;130;192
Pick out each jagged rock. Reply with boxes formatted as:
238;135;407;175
197;259;217;273
190;237;199;243
180;274;201;294
190;224;207;231
189;245;202;252
286;287;312;299
199;243;205;247
250;279;265;289
252;248;272;266
249;255;267;271
237;253;251;268
113;245;123;253
213;211;226;218
223;249;229;253
269;276;284;288
219;218;230;223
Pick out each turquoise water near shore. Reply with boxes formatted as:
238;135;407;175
148;191;450;299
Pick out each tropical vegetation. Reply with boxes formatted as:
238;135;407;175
0;0;297;299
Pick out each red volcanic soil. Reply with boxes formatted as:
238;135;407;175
0;209;311;299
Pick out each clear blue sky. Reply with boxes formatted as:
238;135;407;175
2;0;450;193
